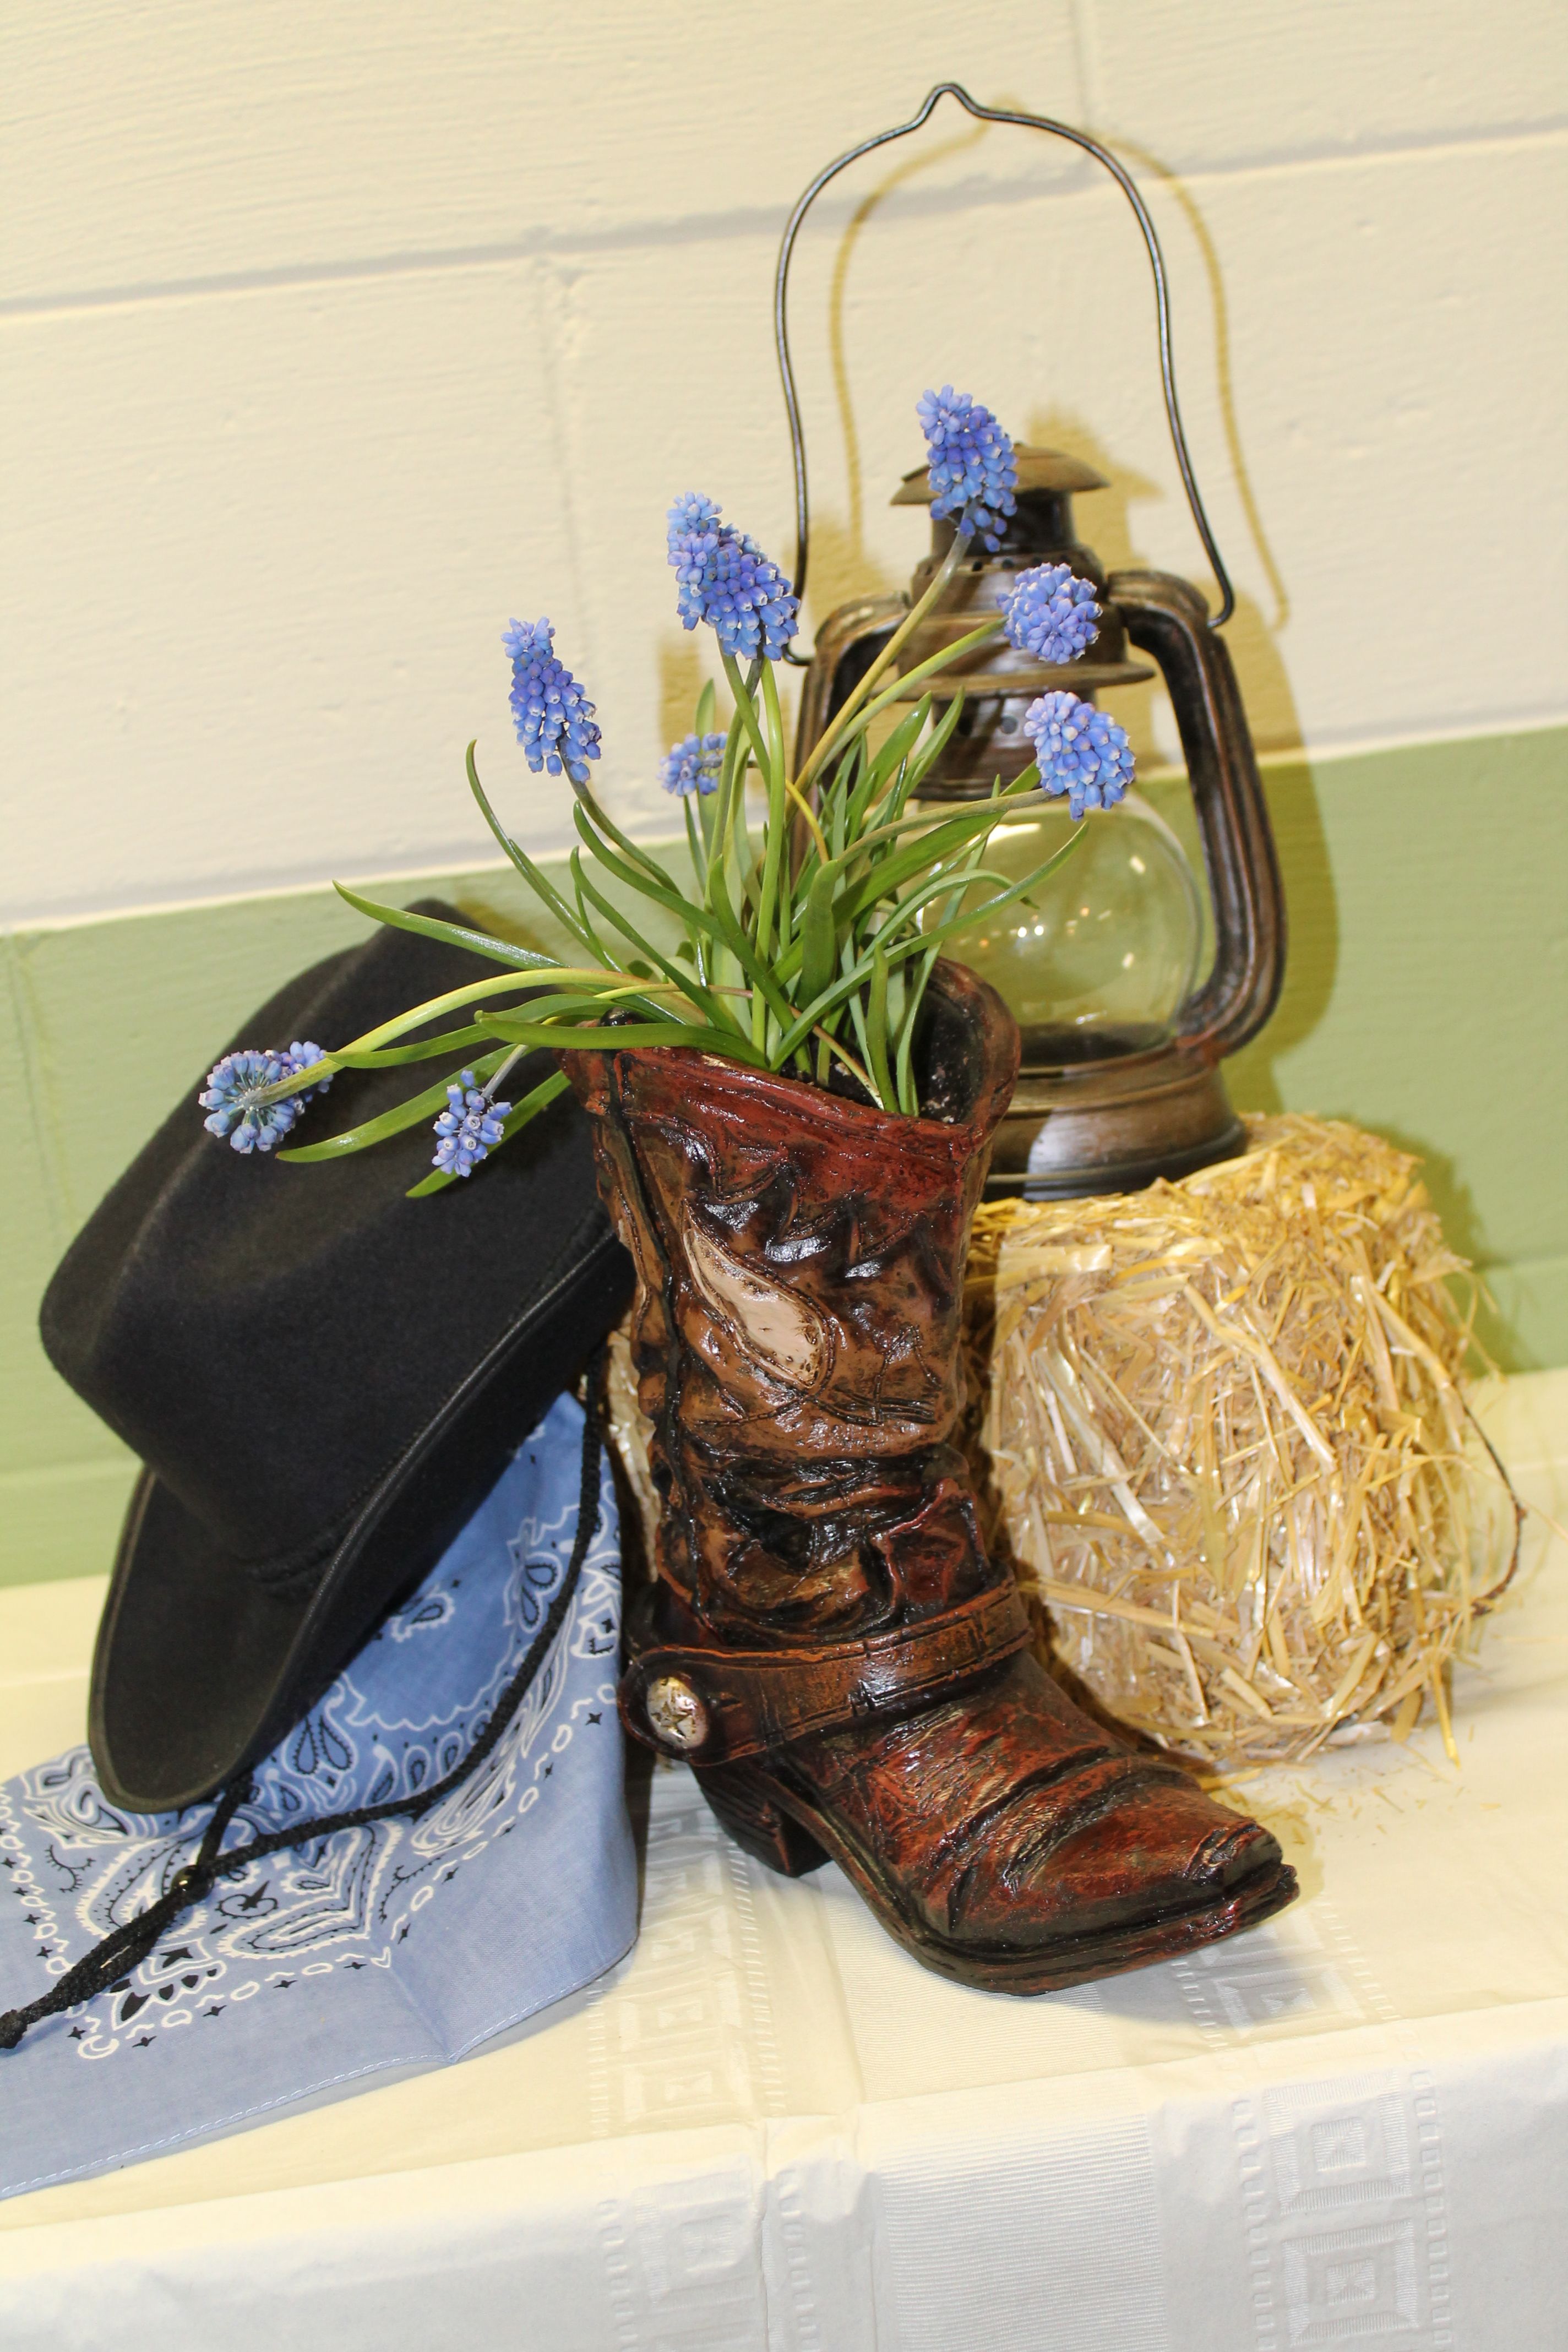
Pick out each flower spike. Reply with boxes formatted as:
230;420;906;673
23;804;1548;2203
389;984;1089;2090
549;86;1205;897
200;1042;331;1153
432;1071;512;1178
667;494;798;663
504;618;601;786
660;731;727;797
1024;691;1136;820
918;387;1018;552
1002;563;1102;666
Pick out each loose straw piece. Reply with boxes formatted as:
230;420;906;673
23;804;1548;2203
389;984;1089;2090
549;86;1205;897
962;1114;1521;1768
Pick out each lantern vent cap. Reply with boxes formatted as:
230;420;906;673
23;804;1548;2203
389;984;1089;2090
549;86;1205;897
892;445;1108;507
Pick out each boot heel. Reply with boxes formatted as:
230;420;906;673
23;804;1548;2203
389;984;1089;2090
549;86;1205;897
695;1763;829;1878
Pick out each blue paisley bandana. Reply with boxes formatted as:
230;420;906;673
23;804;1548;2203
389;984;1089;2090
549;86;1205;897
0;1393;635;2200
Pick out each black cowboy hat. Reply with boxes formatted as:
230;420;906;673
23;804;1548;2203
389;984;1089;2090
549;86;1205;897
39;903;630;1813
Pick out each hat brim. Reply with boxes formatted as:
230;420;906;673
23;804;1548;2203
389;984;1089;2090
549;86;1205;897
89;1219;628;1812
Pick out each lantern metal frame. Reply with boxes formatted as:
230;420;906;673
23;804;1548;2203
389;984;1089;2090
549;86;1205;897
772;79;1237;651
771;85;1287;1198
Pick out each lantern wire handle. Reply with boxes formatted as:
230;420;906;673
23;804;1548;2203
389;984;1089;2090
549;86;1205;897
775;81;1235;662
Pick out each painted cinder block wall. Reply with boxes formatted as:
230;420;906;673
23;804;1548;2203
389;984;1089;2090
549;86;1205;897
3;2;1566;1583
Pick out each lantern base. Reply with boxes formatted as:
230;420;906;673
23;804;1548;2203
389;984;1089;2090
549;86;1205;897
986;1030;1245;1200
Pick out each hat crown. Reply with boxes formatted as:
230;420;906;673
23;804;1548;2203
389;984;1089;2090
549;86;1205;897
42;908;606;1583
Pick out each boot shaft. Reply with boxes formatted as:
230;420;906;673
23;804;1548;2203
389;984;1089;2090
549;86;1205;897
564;962;1019;1637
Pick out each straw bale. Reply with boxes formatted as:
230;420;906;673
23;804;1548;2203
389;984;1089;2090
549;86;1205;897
962;1114;1520;1766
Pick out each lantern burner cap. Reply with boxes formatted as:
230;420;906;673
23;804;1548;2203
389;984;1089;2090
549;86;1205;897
891;445;1109;506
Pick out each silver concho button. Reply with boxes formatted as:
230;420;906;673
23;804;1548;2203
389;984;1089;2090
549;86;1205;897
644;1673;709;1754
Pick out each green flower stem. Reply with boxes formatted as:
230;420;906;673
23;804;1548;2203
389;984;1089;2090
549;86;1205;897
707;663;759;912
244;964;634;1108
761;651;787;778
683;791;706;932
465;747;599;958
848;616;1004;736
759;659;790;934
277;1046;514;1162
794;525;975;801
721;651;771;780
700;720;745;995
743;660;791;1048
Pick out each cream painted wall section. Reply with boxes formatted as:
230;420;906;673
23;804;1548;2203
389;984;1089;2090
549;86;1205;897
3;2;1565;923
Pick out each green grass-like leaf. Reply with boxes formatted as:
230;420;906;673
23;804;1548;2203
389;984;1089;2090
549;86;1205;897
480;1012;766;1062
333;884;557;972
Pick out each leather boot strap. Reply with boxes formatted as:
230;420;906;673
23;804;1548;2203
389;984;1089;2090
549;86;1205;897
619;1581;1031;1766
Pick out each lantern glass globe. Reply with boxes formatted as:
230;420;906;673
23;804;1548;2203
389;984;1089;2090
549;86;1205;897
932;788;1204;1065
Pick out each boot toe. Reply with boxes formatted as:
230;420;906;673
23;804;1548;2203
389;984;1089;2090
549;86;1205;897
935;1777;1284;1950
796;1655;1291;1964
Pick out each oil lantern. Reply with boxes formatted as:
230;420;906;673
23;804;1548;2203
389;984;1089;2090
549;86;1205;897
777;88;1286;1196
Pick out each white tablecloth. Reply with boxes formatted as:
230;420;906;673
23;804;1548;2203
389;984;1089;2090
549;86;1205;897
1;1374;1564;2351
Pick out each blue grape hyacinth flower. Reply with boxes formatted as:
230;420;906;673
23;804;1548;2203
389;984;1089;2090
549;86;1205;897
433;1071;512;1178
660;731;727;797
504;618;602;786
918;387;1019;552
1024;691;1136;820
666;493;798;662
1003;563;1102;665
200;1042;331;1153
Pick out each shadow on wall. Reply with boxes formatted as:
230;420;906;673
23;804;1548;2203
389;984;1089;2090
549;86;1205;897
1222;754;1335;1117
822;104;995;594
656;634;706;763
1359;1122;1511;1363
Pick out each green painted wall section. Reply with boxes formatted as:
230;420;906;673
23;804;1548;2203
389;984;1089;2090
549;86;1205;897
2;722;1564;1588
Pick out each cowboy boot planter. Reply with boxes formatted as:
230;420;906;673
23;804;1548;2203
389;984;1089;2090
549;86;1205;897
565;960;1297;1995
